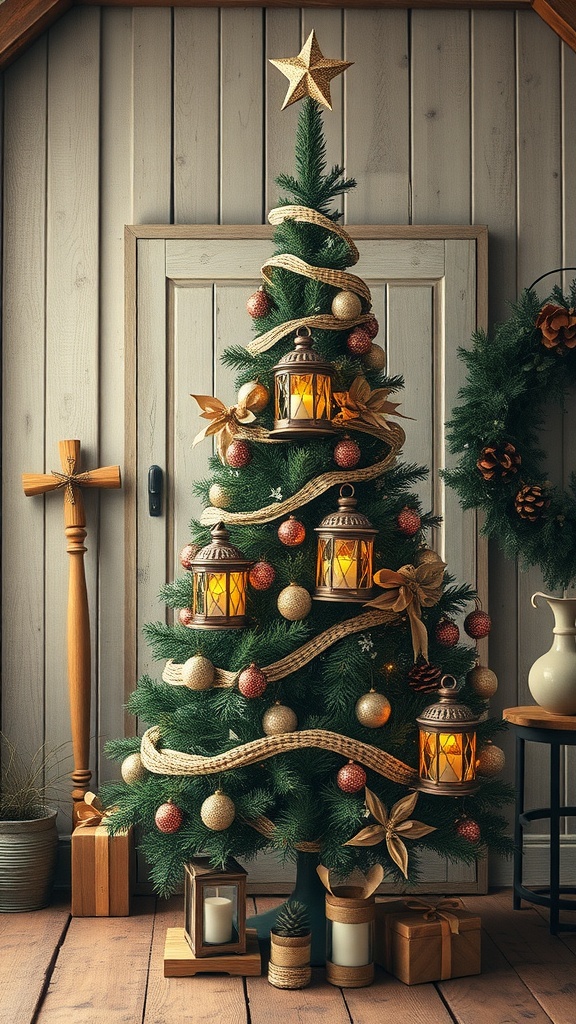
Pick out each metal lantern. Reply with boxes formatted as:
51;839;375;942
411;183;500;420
184;858;247;957
270;326;335;439
190;523;253;629
314;485;377;602
416;675;480;796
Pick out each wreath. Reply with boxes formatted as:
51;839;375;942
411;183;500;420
444;276;576;592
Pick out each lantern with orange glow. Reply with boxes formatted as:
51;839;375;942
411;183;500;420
270;326;335;439
190;523;253;629
416;675;480;796
314;485;377;602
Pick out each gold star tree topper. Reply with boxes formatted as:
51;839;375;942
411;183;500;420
269;30;352;111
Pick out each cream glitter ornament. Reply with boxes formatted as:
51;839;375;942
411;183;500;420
121;751;147;785
277;583;312;621
200;790;236;831
466;664;498;698
415;546;443;566
262;701;298;736
476;741;506;777
181;654;215;691
331;290;362;320
237;379;270;412
208;483;231;509
355;689;391;728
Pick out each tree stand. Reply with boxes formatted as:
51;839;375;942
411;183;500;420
247;851;327;966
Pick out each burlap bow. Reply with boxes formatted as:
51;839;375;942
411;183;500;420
403;897;462;932
191;385;262;464
75;791;110;829
332;376;407;436
364;561;446;660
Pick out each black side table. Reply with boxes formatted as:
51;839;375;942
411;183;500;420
503;706;576;934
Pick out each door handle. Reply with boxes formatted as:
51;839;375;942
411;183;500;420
148;465;163;517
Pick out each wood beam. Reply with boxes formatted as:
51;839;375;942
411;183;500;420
0;0;73;71
532;0;576;51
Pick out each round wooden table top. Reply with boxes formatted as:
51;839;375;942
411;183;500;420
503;705;576;731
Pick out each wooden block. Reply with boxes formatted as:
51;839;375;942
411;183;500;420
375;901;481;985
71;825;134;917
164;928;261;978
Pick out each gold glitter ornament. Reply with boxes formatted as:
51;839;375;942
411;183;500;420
121;751;147;785
262;702;298;736
476;741;506;777
200;790;236;831
237;380;270;413
208;483;231;509
466;664;498;698
331;290;363;320
415;546;443;566
362;343;386;371
355;689;392;728
277;583;312;621
181;654;215;690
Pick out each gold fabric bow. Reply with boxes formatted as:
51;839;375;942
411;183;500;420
332;376;406;436
364;560;446;660
75;792;110;829
344;788;436;879
191;387;260;464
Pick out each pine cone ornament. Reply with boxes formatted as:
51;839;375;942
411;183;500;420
466;663;498;698
225;439;252;468
262;702;298;736
476;742;506;777
208;483;231;509
337;761;367;793
456;818;481;844
249;560;276;590
435;618;460;647
477;442;521;481
178;607;194;627
514;483;549;521
238;663;268;698
277;583;312;621
407;657;442;693
246;287;270;318
535;302;576;354
364;316;379;340
181;654;214;690
362;343;386;371
397;507;421;536
180;543;200;570
277;516;306;546
121;752;147;785
332;290;362;320
155;801;184;833
200;790;236;831
346;327;372;356
464;608;492;639
238;379;270;412
333;436;361;468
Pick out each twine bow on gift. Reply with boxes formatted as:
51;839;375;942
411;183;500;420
403;897;463;980
364;561;446;661
332;376;407;438
191;386;262;464
75;792;111;829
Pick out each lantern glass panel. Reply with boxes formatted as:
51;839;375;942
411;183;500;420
290;374;315;420
419;730;477;785
202;884;239;945
332;539;359;588
315;373;332;420
227;571;248;617
205;572;228;617
275;372;290;420
193;571;207;615
316;537;332;588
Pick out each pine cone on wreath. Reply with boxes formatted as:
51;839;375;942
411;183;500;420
514;483;550;522
535;302;576;355
476;442;521;481
407;657;442;693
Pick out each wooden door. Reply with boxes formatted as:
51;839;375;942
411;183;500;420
125;224;488;893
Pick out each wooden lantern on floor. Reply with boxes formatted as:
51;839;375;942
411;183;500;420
314;485;377;602
416;675;480;795
270;326;335;439
184;858;247;957
189;524;253;629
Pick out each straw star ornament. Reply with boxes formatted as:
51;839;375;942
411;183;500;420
269;30;353;110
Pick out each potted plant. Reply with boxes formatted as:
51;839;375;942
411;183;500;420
268;900;312;989
0;734;66;912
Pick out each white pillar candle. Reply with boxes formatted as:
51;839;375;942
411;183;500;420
203;896;233;944
331;921;371;967
290;392;314;419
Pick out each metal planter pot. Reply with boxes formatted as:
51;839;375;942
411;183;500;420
0;808;58;912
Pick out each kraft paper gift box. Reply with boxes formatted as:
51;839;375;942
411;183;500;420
71;793;134;917
374;898;481;985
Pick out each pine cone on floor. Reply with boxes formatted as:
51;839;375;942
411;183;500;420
407;657;442;693
514;484;550;521
477;442;521;481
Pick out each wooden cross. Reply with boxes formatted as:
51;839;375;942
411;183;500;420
22;439;121;825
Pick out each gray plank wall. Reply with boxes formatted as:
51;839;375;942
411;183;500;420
2;6;575;884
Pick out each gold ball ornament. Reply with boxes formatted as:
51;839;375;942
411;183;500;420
277;583;312;621
331;290;362;320
415;546;443;566
121;752;147;785
237;379;270;413
208;483;231;509
467;664;498;698
355;689;392;728
181;654;215;690
362;343;386;371
476;741;506;777
200;790;236;831
262;702;298;735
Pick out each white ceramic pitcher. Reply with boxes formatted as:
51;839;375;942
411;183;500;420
528;592;576;715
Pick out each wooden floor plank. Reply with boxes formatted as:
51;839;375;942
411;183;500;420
343;968;454;1024
143;895;249;1024
36;897;156;1023
0;894;70;1024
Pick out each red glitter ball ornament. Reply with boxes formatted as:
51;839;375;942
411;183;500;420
178;607;194;627
397;507;421;536
238;663;268;698
364;316;380;340
226;439;252;468
456;818;481;844
346;327;373;356
249;560;276;591
246;288;270;318
179;543;200;570
435;618;460;648
277;516;306;547
334;436;361;469
464;609;492;640
337;761;367;794
155;801;184;833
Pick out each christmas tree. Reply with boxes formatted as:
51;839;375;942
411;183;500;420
104;34;511;929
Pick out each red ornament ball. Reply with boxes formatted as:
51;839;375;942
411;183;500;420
397;507;421;536
346;327;373;356
249;560;276;591
246;288;270;318
456;818;481;844
178;607;194;627
435;618;460;648
155;801;183;833
226;439;252;469
277;516;306;547
180;543;200;570
364;316;380;340
334;436;361;469
464;609;492;640
238;663;268;699
337;761;367;794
